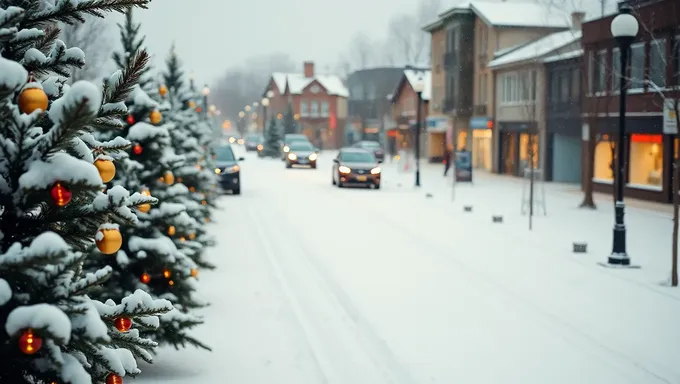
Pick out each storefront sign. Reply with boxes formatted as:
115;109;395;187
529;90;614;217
426;116;448;132
454;150;472;182
663;99;677;134
470;116;492;130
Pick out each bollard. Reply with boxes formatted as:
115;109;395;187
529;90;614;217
573;242;587;253
492;215;503;223
463;205;472;212
425;193;433;198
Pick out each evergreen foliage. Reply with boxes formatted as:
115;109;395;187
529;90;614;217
283;103;297;135
112;8;151;90
261;116;282;157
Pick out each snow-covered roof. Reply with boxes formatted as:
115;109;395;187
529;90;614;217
270;72;348;98
543;49;583;63
404;69;431;101
431;0;572;29
488;30;582;68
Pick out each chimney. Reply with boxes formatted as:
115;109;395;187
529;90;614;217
303;61;314;78
571;11;585;30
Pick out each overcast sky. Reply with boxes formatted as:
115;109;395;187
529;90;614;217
124;0;616;87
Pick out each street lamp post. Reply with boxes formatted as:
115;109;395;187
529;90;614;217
608;5;638;266
261;97;270;134
202;85;210;119
413;76;425;187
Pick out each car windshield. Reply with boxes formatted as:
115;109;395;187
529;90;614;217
290;142;314;151
359;142;380;148
341;151;376;163
215;146;235;162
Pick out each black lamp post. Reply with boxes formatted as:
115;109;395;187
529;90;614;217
261;97;269;134
413;76;425;187
202;84;210;120
608;5;638;266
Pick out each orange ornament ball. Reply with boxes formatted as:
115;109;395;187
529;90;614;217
167;225;176;236
18;328;42;355
168;280;174;286
137;203;151;213
95;159;116;183
96;228;122;255
114;317;132;332
140;273;151;284
18;87;48;114
163;269;171;278
149;110;162;124
164;171;175;185
159;85;168;97
190;268;199;277
105;373;123;384
188;232;196;240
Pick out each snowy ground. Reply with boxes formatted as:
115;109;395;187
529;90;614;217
134;149;680;384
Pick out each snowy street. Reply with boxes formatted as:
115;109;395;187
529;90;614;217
136;150;680;384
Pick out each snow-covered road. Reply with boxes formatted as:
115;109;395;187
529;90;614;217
136;150;680;384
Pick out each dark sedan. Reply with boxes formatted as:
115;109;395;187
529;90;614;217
244;133;263;152
214;145;244;195
285;141;318;169
332;148;382;189
352;140;385;162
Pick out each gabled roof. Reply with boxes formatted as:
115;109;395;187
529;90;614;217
391;69;431;102
425;0;572;30
543;49;583;64
488;30;581;69
268;72;348;98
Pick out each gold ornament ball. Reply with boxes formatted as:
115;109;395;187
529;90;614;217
164;171;175;185
137;203;151;213
149;110;162;124
190;268;199;277
94;159;116;183
159;85;168;97
188;101;196;108
96;228;122;254
19;87;48;114
188;232;196;240
167;225;176;236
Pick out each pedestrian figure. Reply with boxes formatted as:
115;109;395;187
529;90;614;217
444;144;452;176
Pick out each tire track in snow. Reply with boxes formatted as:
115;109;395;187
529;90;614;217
249;197;414;384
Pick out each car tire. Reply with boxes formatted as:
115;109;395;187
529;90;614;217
375;183;381;190
286;162;292;168
311;163;317;169
233;188;241;195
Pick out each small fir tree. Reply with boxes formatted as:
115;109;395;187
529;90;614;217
113;8;152;90
262;116;282;158
283;103;297;135
162;43;184;95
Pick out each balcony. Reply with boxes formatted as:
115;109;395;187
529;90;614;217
443;52;456;67
473;104;487;115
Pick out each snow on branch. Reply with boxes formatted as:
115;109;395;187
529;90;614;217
23;0;151;28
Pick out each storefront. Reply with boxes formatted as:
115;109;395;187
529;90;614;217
546;118;582;183
469;116;493;171
426;116;448;162
590;116;671;202
497;122;538;176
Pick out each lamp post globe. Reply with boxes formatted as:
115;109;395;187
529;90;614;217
610;6;639;45
202;86;210;96
245;105;251;112
239;111;245;118
261;98;269;107
253;101;259;107
266;90;274;98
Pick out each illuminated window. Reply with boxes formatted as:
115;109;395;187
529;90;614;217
594;138;615;182
629;134;663;189
519;133;539;170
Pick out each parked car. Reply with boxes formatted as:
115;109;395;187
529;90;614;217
215;144;244;195
352;140;385;162
226;135;242;145
285;141;318;169
332;148;382;189
282;133;313;160
245;133;263;151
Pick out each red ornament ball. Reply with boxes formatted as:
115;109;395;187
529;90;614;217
106;373;123;384
132;143;143;155
114;317;132;332
50;182;72;207
126;115;135;125
18;328;43;355
140;273;151;284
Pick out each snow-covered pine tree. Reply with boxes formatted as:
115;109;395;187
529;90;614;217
0;1;176;383
283;103;297;135
160;48;217;269
262;115;282;157
85;76;210;350
113;8;152;90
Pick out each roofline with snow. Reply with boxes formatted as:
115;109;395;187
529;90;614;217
487;35;582;70
430;2;571;30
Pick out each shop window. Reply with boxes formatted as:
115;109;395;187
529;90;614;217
649;38;667;89
519;133;539;170
612;48;621;93
472;129;492;170
629;43;645;90
629;134;663;189
457;130;468;151
594;138;615;182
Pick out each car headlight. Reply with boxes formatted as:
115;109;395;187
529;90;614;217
237;139;244;145
257;144;263;150
309;153;318;161
288;153;297;160
229;137;235;143
371;167;381;174
225;165;239;173
283;146;290;152
214;168;221;174
338;165;351;174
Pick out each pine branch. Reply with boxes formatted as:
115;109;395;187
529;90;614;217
106;50;149;104
23;0;151;28
34;25;61;55
37;98;96;160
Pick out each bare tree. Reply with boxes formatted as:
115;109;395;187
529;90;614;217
349;31;375;70
384;0;441;66
60;16;111;82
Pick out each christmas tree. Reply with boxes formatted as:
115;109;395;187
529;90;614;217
86;44;210;350
261;116;282;158
283;103;297;135
113;8;152;90
0;1;175;383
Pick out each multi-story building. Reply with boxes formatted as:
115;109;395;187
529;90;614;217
263;62;348;148
488;20;582;177
423;0;571;172
389;69;437;160
346;67;405;146
582;0;679;203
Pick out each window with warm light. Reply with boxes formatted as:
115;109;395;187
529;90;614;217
300;101;309;117
628;134;663;188
321;101;329;117
311;101;319;117
519;133;539;170
594;138;615;182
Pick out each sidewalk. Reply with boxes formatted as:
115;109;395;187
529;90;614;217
380;160;679;292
